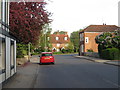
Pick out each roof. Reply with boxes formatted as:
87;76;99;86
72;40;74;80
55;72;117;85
80;25;119;33
49;34;70;44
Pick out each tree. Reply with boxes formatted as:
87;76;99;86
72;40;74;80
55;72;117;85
95;32;113;49
9;1;51;44
112;30;120;49
38;24;52;52
53;31;66;34
70;29;82;52
95;30;120;58
65;42;74;53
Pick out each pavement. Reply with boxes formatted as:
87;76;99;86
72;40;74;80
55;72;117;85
74;55;120;66
2;57;39;89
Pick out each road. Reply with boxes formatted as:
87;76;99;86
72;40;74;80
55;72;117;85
3;54;119;88
33;54;119;88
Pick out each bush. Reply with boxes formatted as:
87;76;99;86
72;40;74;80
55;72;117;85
101;48;120;60
53;52;62;54
87;49;93;52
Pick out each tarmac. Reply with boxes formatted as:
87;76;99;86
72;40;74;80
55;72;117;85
2;55;120;89
74;55;120;66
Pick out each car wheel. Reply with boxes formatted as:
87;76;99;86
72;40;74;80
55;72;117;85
51;62;55;64
39;63;42;65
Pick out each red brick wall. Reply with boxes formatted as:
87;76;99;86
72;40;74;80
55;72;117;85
84;32;101;52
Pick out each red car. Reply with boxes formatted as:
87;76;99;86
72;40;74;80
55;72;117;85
40;52;55;64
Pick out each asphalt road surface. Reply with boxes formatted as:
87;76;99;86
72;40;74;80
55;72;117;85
33;54;119;88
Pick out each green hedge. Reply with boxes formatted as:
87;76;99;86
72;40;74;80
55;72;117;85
53;52;63;54
101;48;120;60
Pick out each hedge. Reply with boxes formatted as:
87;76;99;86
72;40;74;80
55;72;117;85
101;48;120;60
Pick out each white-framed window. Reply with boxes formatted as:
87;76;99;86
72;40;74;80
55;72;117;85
56;37;59;40
64;37;67;40
1;38;5;70
85;37;89;43
11;40;14;69
56;43;60;47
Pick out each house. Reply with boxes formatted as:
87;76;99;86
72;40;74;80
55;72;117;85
49;31;70;52
79;24;119;56
0;0;16;84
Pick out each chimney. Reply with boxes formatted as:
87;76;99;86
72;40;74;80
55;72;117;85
103;23;106;25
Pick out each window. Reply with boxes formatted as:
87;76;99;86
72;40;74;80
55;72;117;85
11;41;14;70
64;37;67;40
0;37;2;70
2;38;5;70
80;33;84;41
85;37;89;43
57;43;60;47
56;37;59;40
42;54;52;56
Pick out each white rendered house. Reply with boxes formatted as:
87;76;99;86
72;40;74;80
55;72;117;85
0;0;16;85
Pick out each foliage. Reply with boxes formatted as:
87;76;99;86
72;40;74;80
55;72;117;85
112;30;120;49
53;52;63;54
101;48;120;60
39;24;52;52
95;30;120;60
65;42;74;53
53;31;67;34
70;29;82;52
95;32;113;49
10;1;51;44
16;43;28;58
87;49;93;52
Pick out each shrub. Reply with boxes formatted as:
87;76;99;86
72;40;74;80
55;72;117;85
101;48;120;60
53;52;62;54
87;49;93;52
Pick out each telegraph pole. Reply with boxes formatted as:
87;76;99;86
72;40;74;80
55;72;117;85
28;42;31;62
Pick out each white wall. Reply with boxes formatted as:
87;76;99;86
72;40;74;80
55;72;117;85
5;37;11;79
118;1;120;27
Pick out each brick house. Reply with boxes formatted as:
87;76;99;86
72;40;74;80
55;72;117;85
79;25;119;56
49;32;70;52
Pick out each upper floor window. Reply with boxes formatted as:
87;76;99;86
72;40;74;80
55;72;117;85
85;37;89;43
64;37;67;40
80;33;84;41
56;37;59;40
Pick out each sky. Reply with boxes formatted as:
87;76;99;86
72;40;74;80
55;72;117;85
46;0;120;36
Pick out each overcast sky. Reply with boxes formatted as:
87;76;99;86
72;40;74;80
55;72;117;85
46;0;119;35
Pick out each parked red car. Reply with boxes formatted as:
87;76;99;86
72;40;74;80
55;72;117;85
40;52;55;64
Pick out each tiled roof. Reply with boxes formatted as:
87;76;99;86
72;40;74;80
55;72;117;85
80;25;119;32
49;34;70;44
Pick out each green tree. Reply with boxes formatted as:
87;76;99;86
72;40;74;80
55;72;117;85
39;24;52;52
53;31;66;34
70;29;82;52
66;42;74;53
95;30;120;59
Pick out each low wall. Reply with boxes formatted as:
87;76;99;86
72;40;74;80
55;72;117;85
16;56;29;66
84;52;99;58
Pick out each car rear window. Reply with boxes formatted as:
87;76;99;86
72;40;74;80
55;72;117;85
42;53;52;56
